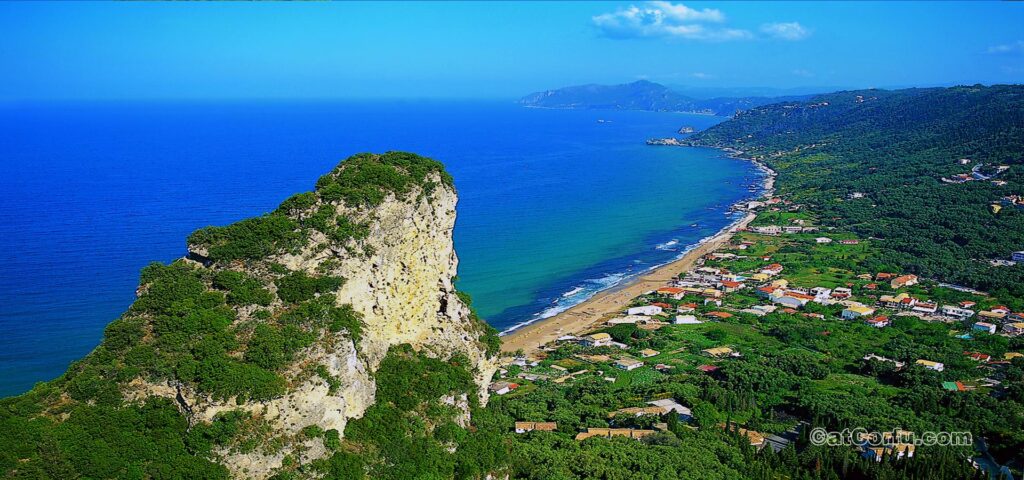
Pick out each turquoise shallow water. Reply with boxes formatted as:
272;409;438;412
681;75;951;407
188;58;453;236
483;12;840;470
0;101;760;396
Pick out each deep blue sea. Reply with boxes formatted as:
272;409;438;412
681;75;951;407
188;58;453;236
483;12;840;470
0;100;762;396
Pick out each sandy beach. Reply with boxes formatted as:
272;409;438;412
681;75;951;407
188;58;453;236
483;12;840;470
500;210;759;356
500;151;774;357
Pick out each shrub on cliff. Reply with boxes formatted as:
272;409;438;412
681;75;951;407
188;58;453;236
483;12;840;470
274;271;345;304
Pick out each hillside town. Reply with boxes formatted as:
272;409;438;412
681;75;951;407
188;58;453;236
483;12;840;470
491;194;1024;472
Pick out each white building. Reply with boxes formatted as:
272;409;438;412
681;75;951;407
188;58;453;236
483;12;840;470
915;360;944;372
627;305;663;316
842;305;875;320
973;322;997;334
1013;251;1024;262
940;305;975;320
815;237;833;244
580;333;613;348
614;358;644;371
674;315;702;324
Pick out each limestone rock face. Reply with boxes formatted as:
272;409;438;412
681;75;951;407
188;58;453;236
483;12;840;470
167;170;497;478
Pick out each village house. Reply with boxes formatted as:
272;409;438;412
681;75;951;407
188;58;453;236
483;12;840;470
722;425;767;449
940;305;975;320
977;310;1007;323
706;311;734;320
701;288;723;298
702;347;734;358
489;381;519;395
740;305;777;316
964;351;992;362
514;422;557;433
911;302;938;314
655;286;686;300
696;364;720;373
992;305;1011;314
639;349;659;358
627;305;663;316
810;287;832;302
1008;312;1024;323
760;263;785;276
840;239;860;245
890;274;919;289
973;322;997;334
1004;322;1024;336
677;303;698;313
647;398;693;421
580;333;613;348
575;428;656;441
614;357;644;371
880;293;916;310
704;298;722;307
960;300;977;309
772;295;805;310
860;442;915;463
842;304;875;320
915;359;945;372
1013;251;1024;262
865;315;890;328
719;280;745;292
815;237;833;244
750;225;782;235
674;315;702;324
863;354;905;369
749;272;770;282
783;226;802;234
831;287;853;299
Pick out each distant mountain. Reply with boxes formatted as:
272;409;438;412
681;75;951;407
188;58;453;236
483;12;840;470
518;80;810;116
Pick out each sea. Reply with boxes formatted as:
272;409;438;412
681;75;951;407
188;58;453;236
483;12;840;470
0;100;764;397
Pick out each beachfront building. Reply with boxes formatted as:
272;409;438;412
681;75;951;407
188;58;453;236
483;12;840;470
627;305;663;316
580;333;613;348
655;287;686;300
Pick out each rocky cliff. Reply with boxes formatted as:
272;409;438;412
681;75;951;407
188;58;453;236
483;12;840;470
1;152;500;479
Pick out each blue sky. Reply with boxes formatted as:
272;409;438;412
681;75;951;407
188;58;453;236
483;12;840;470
1;1;1022;100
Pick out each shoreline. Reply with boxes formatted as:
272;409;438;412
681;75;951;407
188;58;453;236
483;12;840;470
500;147;772;356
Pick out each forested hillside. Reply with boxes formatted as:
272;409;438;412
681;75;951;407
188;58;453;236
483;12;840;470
691;85;1024;296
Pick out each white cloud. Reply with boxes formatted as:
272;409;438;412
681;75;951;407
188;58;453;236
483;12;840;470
647;1;724;22
689;72;716;80
792;69;814;78
760;22;811;41
592;2;752;41
987;41;1024;55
